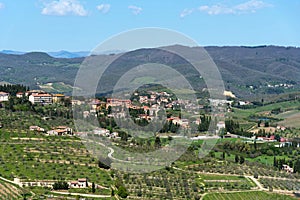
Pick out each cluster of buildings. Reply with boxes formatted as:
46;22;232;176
30;125;73;136
0;90;65;104
105;91;197;125
14;177;91;189
267;83;294;89
98;91;225;132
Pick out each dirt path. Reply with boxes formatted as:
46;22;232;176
51;191;111;198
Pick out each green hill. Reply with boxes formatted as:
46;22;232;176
1;45;300;97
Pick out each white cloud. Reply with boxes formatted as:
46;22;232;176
180;8;194;18
181;0;272;17
234;0;271;13
128;5;142;15
199;4;235;15
41;0;88;16
96;4;110;14
0;2;4;9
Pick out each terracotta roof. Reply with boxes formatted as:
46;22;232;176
56;126;69;129
53;94;65;97
54;129;67;133
0;92;9;95
31;93;52;97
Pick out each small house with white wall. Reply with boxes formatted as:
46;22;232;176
0;92;9;102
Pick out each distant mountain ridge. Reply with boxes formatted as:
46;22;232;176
47;51;90;58
0;49;125;58
0;50;90;58
1;45;300;98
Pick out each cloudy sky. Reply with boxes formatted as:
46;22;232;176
0;0;299;51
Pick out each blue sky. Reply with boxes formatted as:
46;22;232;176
0;0;299;51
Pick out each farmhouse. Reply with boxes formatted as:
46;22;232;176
16;92;24;98
69;178;88;188
47;126;73;136
0;92;9;102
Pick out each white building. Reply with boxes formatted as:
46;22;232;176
69;178;88;188
217;121;226;130
29;93;52;104
282;164;294;173
93;128;110;136
16;92;24;98
0;92;9;102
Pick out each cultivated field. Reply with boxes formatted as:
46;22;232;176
203;191;298;200
0;129;112;187
276;110;300;128
0;179;24;200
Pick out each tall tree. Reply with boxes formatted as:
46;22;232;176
155;136;161;148
235;155;239;163
239;156;245;164
92;182;96;193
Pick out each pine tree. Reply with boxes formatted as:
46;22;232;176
273;156;277;167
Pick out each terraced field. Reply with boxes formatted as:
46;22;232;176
0;179;23;200
0;129;112;187
202;174;255;191
203;191;298;200
121;168;205;200
259;178;300;191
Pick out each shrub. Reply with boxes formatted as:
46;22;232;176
117;185;129;198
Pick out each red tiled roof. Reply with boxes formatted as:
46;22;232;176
0;92;9;95
31;93;52;97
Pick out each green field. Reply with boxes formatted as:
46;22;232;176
230;100;300;119
246;155;288;166
201;174;245;181
201;173;255;191
203;191;298;200
276;110;300;128
39;82;75;93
